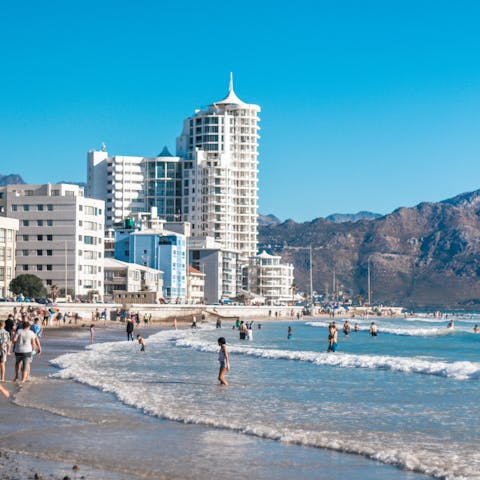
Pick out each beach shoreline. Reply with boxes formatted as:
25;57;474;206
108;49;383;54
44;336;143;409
0;321;433;480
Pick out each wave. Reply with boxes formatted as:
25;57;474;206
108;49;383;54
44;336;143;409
50;336;479;480
305;321;473;337
175;335;480;380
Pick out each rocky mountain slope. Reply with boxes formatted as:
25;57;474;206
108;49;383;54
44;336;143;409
325;211;382;223
0;174;25;186
259;190;480;309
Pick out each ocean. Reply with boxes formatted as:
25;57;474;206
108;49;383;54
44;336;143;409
46;315;480;480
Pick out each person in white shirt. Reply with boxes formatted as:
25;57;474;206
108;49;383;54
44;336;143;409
13;321;42;383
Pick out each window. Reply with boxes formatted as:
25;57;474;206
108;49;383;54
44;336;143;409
37;220;43;226
47;220;53;226
37;235;43;241
22;265;28;271
37;204;44;211
37;265;43;271
22;250;29;256
11;205;17;211
47;250;52;256
47;235;52;241
37;250;43;256
46;279;52;286
23;205;29;211
22;220;29;226
23;235;29;241
84;236;94;245
46;265;52;271
47;204;53;211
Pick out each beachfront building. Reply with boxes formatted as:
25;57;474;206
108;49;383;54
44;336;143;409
87;145;182;229
188;236;240;304
246;251;294;305
186;265;205;304
115;227;187;302
0;184;105;300
0;216;19;298
176;74;260;267
104;257;163;303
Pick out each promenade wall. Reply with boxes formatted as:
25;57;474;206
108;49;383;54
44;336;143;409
0;302;304;322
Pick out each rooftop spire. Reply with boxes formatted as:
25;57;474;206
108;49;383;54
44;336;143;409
216;72;245;105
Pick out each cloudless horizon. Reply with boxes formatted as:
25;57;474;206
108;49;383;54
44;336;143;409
1;1;480;222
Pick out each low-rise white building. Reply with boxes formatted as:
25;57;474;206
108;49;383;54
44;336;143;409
0;184;105;299
187;265;205;304
247;251;294;305
104;257;163;303
0;216;19;298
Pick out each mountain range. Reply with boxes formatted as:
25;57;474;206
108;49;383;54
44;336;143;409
0;174;26;186
258;190;480;310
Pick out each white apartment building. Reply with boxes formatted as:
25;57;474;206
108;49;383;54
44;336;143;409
87;145;182;229
0;184;105;299
188;236;240;304
0;216;19;298
186;265;205;304
176;74;260;262
247;251;294;305
104;257;163;303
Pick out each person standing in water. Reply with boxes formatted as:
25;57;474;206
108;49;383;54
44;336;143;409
287;326;293;339
343;320;351;336
89;324;95;344
137;334;145;352
474;324;479;334
217;337;229;386
370;322;378;336
327;322;338;352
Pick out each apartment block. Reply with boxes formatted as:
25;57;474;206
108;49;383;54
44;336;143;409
0;216;19;297
0;184;105;299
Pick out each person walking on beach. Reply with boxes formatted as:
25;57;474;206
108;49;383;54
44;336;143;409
30;318;42;338
89;324;95;344
0;321;11;382
126;318;134;341
217;337;229;386
370;322;378;336
13;321;42;383
137;334;145;352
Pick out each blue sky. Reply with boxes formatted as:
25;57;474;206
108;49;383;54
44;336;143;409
1;1;480;221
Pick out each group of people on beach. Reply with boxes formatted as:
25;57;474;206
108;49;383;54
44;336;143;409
0;305;43;399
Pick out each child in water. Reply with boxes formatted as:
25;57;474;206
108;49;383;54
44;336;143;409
217;337;229;385
137;334;145;352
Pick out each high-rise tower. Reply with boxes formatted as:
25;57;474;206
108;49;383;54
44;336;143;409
177;74;260;262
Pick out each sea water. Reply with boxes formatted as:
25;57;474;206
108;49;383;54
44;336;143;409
51;316;480;480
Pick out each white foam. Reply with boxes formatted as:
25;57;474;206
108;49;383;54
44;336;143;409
175;335;480;380
306;321;473;336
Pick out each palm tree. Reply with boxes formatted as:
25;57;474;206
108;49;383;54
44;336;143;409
290;282;297;304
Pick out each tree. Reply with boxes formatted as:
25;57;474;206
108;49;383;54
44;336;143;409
9;274;46;298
